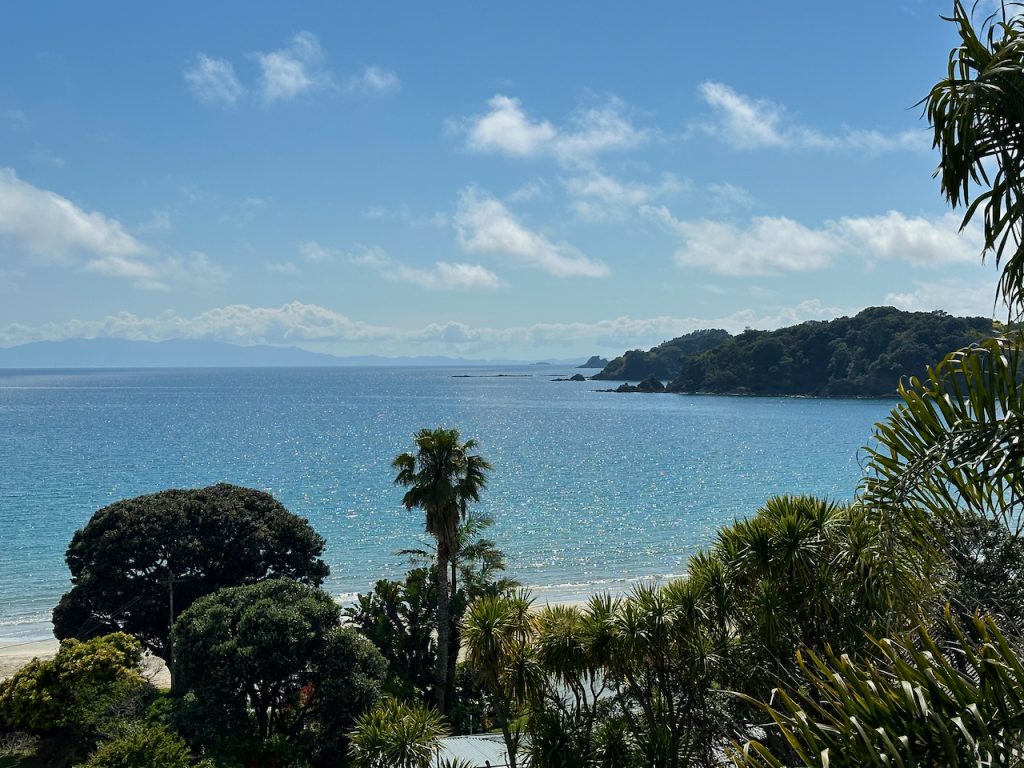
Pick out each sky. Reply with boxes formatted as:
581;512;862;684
0;1;1010;359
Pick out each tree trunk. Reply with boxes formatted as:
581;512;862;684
493;695;518;768
434;544;450;713
446;558;459;711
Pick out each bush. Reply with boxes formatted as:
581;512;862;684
77;724;192;768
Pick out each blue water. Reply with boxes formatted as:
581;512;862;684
0;366;896;641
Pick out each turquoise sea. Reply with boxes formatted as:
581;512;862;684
0;366;896;642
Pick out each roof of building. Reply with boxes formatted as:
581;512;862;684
432;734;519;767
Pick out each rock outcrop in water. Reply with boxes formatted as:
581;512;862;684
599;376;667;393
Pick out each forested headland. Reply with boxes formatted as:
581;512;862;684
595;307;995;397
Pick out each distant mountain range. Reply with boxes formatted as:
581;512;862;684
0;338;589;369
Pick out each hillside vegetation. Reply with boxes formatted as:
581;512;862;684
595;307;995;397
670;307;994;396
592;329;730;380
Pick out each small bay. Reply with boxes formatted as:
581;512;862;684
0;365;895;641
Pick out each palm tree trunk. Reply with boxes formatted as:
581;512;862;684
446;557;459;710
434;544;450;713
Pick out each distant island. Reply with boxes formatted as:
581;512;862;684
578;356;609;368
0;339;589;369
595;307;996;397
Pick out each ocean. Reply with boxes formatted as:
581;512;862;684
0;365;896;641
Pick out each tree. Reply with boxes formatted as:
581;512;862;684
393;428;491;713
52;483;330;687
346;567;438;700
462;591;538;768
171;578;386;768
394;511;519;710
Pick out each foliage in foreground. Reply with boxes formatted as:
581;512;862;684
925;0;1024;318
731;612;1024;767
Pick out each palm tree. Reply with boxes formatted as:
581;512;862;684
462;590;538;768
399;511;520;708
393;427;491;713
924;0;1024;317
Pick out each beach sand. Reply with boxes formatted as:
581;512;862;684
0;639;171;688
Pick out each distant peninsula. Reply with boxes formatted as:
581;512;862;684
578;356;609;368
592;329;730;381
595;307;996;398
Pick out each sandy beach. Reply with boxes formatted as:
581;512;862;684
0;639;171;688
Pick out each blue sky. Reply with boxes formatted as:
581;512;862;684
0;1;1007;358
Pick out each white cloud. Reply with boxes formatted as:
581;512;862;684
352;247;501;290
506;180;546;202
698;81;927;153
184;54;245;106
255;32;329;103
698;82;786;149
358;205;448;228
455;187;609;277
0;167;144;263
644;206;839;275
708;182;754;211
466;95;557;156
462;94;646;165
0;299;850;353
885;279;1002;318
138;210;172;233
299;240;341;263
645;205;982;276
0;302;386;347
564;171;683;221
0;168;225;291
834;210;979;266
346;66;400;94
266;261;301;275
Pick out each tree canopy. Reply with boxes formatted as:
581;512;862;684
52;483;329;668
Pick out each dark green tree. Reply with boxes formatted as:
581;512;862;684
171;578;386;768
52;483;329;687
346;567;438;700
393;428;491;714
